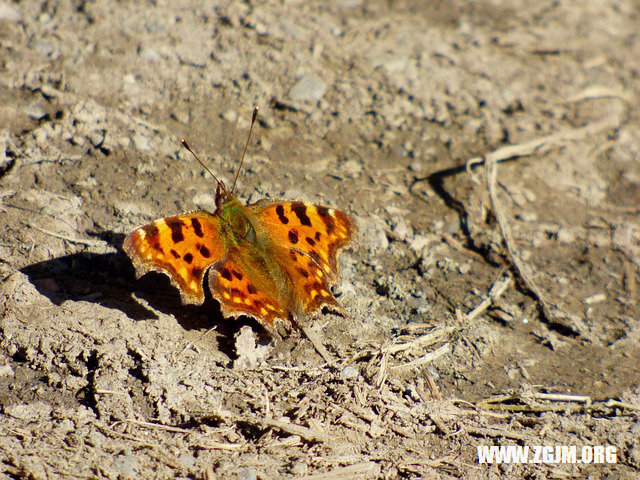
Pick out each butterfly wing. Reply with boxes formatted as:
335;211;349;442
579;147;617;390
208;255;289;333
123;210;226;305
207;246;343;333
249;201;354;316
280;245;343;314
251;201;355;281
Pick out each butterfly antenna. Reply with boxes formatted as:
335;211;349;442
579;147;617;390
231;106;259;194
180;139;225;192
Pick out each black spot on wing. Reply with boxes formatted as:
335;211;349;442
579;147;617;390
305;236;316;246
184;253;193;264
247;283;257;294
291;202;312;227
316;206;329;218
221;268;232;281
167;219;185;243
170;249;180;259
150;239;163;254
315;206;335;234
200;245;211;258
288;229;299;244
191;218;204;238
231;270;243;280
307;260;319;274
276;204;289;224
326;217;336;234
143;224;160;238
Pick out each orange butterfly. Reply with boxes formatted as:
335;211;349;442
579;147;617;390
124;108;355;336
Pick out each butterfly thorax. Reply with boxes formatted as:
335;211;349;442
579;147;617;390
219;195;257;247
217;192;298;311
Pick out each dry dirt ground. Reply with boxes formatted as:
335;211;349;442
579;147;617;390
1;0;640;478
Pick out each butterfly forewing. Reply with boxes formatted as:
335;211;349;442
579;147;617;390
124;210;225;304
252;201;355;282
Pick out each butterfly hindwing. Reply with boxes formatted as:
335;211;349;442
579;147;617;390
279;246;342;314
208;255;288;332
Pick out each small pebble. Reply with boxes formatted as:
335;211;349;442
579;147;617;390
231;467;258;480
392;219;411;242
289;74;326;102
69;135;85;146
0;1;21;21
408;160;423;172
87;129;105;148
33;129;48;145
584;292;606;305
408;234;431;252
178;453;196;468
171;109;190;124
113;453;138;478
458;263;471;275
24;104;47;120
222;110;238;123
192;192;216;210
33;40;57;58
342;159;362;177
139;46;161;62
0;364;14;377
370;52;409;72
340;366;359;379
131;132;151;152
556;228;575;244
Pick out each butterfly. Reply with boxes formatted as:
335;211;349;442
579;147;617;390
123;108;355;337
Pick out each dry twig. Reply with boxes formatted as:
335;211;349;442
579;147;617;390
238;415;332;443
391;343;450;370
465;425;533;442
566;85;633;103
302;461;381;480
124;419;194;434
464;272;513;322
384;326;456;355
466;115;619;175
483;153;574;331
475;391;640;416
195;442;247;451
465;116;620;334
300;324;335;365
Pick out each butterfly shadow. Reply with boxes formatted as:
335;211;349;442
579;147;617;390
19;231;271;360
20;231;162;321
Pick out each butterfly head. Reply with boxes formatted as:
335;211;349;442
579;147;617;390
214;180;233;208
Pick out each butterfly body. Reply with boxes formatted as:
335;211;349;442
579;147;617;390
124;181;355;335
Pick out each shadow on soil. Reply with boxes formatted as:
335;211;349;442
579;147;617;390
19;231;270;360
